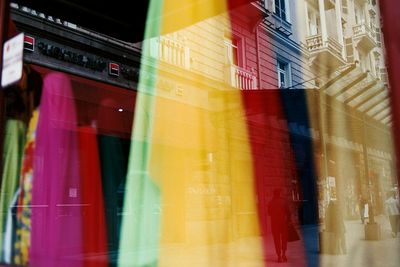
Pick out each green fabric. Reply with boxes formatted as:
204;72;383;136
0;120;26;258
98;135;129;267
118;0;163;266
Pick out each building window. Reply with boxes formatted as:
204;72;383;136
355;4;366;24
274;0;287;21
376;27;382;47
277;60;291;88
308;8;320;36
224;37;242;67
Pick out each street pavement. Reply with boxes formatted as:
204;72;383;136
265;215;400;267
80;215;400;267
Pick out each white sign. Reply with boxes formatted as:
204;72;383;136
1;33;24;88
328;176;336;187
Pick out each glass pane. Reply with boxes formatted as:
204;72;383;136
0;1;398;267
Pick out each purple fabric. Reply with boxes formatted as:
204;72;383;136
29;72;83;267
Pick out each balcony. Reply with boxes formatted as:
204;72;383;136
352;23;377;51
149;36;190;69
305;34;346;70
307;0;336;10
225;65;257;90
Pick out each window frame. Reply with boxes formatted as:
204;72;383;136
273;0;291;23
224;35;244;67
307;5;321;36
277;58;292;89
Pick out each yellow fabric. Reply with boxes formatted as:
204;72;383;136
150;1;264;266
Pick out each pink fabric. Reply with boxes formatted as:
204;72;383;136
29;72;83;267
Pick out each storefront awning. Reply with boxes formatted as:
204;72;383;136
320;63;390;126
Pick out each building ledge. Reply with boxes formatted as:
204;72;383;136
305;34;346;71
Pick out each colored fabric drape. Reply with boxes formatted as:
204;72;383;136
14;109;39;266
29;72;83;267
118;1;264;266
2;188;20;263
116;1;163;261
98;135;129;266
241;90;309;266
377;1;400;265
78;126;108;267
380;0;400;193
278;90;319;264
96;96;131;266
0;119;26;260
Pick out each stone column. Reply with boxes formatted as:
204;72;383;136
304;1;311;36
318;0;328;43
335;0;345;57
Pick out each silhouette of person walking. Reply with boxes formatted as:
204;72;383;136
385;190;400;237
359;195;367;224
268;188;290;262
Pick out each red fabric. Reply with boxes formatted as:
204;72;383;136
78;126;108;267
226;0;308;263
7;17;17;38
379;0;400;191
227;0;254;9
242;90;306;265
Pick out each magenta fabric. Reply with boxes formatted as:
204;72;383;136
29;72;83;267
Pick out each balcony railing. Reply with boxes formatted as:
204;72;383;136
353;23;375;40
305;34;343;58
305;35;324;51
149;36;190;69
352;22;376;51
225;65;257;90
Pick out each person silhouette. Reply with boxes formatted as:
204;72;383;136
385;190;400;237
359;195;367;224
268;188;290;262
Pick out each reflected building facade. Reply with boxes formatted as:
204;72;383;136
0;0;398;266
136;0;395;227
